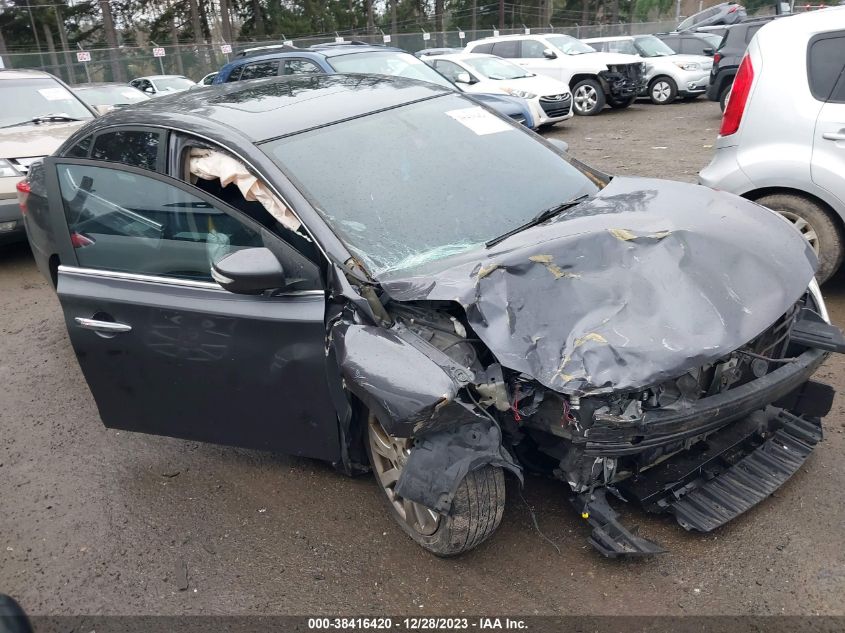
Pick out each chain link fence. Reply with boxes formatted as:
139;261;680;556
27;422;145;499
0;20;677;86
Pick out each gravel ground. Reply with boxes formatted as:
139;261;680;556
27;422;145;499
1;98;844;616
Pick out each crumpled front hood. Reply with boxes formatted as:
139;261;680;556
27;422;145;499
380;177;817;396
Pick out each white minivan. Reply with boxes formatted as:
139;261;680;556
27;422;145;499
464;33;646;116
699;8;845;283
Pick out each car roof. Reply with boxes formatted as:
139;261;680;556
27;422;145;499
582;35;635;42
468;33;549;42
133;75;190;80
225;45;403;69
0;69;56;80
427;52;499;61
754;6;845;37
73;82;136;89
81;74;452;144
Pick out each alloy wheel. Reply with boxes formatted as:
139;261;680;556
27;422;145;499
652;80;672;103
367;414;441;536
780;210;821;255
574;85;598;114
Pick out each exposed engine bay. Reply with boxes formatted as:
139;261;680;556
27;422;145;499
332;280;843;557
329;177;845;558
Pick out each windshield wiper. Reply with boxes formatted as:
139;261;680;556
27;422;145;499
1;114;82;128
485;194;591;248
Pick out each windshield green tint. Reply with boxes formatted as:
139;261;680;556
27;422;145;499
262;95;599;276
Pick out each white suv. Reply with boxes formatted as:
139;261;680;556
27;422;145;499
699;8;845;283
584;35;712;104
464;33;646;116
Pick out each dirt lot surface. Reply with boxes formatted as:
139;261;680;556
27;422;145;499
2;99;844;616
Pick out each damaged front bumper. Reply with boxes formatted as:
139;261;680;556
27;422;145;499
581;347;826;456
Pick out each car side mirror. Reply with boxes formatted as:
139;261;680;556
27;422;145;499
547;138;569;153
703;47;714;56
455;71;473;84
92;104;112;116
543;48;557;59
211;247;286;295
143;86;155;94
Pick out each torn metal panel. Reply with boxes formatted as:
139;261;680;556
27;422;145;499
394;421;523;513
330;322;484;437
379;177;817;396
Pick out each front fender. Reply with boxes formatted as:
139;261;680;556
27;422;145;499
394;420;523;513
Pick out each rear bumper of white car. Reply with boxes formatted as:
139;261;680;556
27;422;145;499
699;145;754;192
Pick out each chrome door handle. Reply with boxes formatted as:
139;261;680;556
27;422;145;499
822;132;845;141
74;317;132;333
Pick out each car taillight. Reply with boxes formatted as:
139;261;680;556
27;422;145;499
713;52;722;64
70;231;95;248
16;180;30;215
719;54;754;136
728;5;738;12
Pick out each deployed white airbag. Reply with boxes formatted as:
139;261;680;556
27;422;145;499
189;148;301;231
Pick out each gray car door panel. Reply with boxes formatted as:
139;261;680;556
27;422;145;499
46;156;341;460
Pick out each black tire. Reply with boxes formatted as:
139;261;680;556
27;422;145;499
366;415;505;557
571;78;606;116
607;96;636;109
756;193;844;284
719;85;731;112
648;76;678;105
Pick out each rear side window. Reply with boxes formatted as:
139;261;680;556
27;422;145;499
491;41;519;58
240;61;280;80
521;39;547;58
808;32;845;103
661;36;680;52
90;130;161;171
283;59;323;75
471;43;494;54
744;25;762;44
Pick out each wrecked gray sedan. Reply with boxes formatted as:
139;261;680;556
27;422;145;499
21;74;845;557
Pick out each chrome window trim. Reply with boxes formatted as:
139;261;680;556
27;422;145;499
57;265;325;297
67;122;327;263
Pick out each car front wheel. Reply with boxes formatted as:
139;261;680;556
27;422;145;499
571;78;606;116
649;77;677;104
366;413;506;556
756;193;844;284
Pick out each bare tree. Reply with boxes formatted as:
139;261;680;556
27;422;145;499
41;23;61;77
54;6;77;84
252;0;266;37
390;0;397;33
365;0;374;35
99;0;126;82
471;0;477;33
219;0;233;43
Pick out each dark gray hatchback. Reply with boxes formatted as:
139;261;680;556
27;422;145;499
20;73;845;558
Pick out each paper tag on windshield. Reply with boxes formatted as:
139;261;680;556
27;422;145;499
39;88;70;101
446;107;513;135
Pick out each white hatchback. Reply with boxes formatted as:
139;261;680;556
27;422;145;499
424;53;573;126
699;7;845;283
